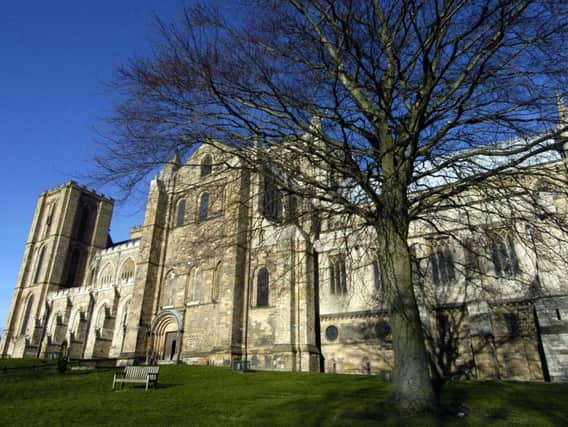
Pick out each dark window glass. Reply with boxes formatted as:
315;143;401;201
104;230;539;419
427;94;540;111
176;200;186;227
430;254;440;285
490;236;521;277
20;296;34;335
33;246;45;284
431;245;455;285
437;314;449;341
325;325;338;341
257;268;269;307
199;193;209;222
375;321;391;339
201;155;212;177
262;174;281;221
504;313;520;339
445;249;456;281
329;264;335;294
286;194;297;222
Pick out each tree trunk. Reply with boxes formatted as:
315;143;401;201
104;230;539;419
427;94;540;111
378;203;436;413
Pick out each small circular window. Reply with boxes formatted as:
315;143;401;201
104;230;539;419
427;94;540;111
325;325;339;342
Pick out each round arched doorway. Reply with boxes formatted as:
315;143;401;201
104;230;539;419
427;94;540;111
151;310;182;363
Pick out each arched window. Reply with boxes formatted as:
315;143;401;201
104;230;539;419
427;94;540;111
429;243;456;285
489;235;521;277
211;262;222;303
176;199;186;227
188;268;202;302
119;259;135;283
262;174;281;221
20;295;34;335
98;263;114;286
33;246;46;284
256;268;269;307
201;154;212;177
198;193;209;222
329;257;347;294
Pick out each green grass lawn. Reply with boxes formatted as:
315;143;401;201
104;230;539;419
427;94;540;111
0;360;567;426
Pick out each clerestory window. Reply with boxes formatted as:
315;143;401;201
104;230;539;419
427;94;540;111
429;244;456;285
489;235;521;277
329;256;347;294
256;268;269;307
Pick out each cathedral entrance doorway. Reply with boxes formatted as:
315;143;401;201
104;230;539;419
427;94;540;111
150;310;182;363
164;332;177;361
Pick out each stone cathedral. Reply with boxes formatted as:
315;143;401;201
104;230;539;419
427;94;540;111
1;136;568;382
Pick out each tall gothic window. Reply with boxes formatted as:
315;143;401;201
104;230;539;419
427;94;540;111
176;199;186;227
257;268;269;307
489;235;521;277
20;295;34;335
33;246;46;284
262;174;281;221
201;154;212;177
430;244;456;285
329;256;347;294
199;193;209;222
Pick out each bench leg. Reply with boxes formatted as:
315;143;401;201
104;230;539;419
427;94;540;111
145;377;149;391
112;375;116;391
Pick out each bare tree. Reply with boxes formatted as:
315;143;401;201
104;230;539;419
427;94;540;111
96;0;568;413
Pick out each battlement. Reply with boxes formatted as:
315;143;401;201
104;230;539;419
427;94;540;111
41;180;113;202
99;238;140;255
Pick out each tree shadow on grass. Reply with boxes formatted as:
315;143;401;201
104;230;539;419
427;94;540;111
249;383;391;426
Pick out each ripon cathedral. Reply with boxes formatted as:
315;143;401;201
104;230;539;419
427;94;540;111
1;123;568;382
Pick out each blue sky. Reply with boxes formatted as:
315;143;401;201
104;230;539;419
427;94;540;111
0;1;187;334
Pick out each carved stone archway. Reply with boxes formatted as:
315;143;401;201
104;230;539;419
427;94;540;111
150;309;183;364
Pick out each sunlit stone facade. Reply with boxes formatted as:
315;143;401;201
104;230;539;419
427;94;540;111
1;142;567;381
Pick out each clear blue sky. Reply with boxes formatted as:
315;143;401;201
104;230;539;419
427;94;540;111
0;1;187;334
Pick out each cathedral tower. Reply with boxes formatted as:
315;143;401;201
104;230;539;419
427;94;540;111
0;181;113;357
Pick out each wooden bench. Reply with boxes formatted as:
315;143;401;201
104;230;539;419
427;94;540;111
112;366;160;391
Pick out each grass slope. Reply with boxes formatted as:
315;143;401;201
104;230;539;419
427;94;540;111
0;361;567;426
